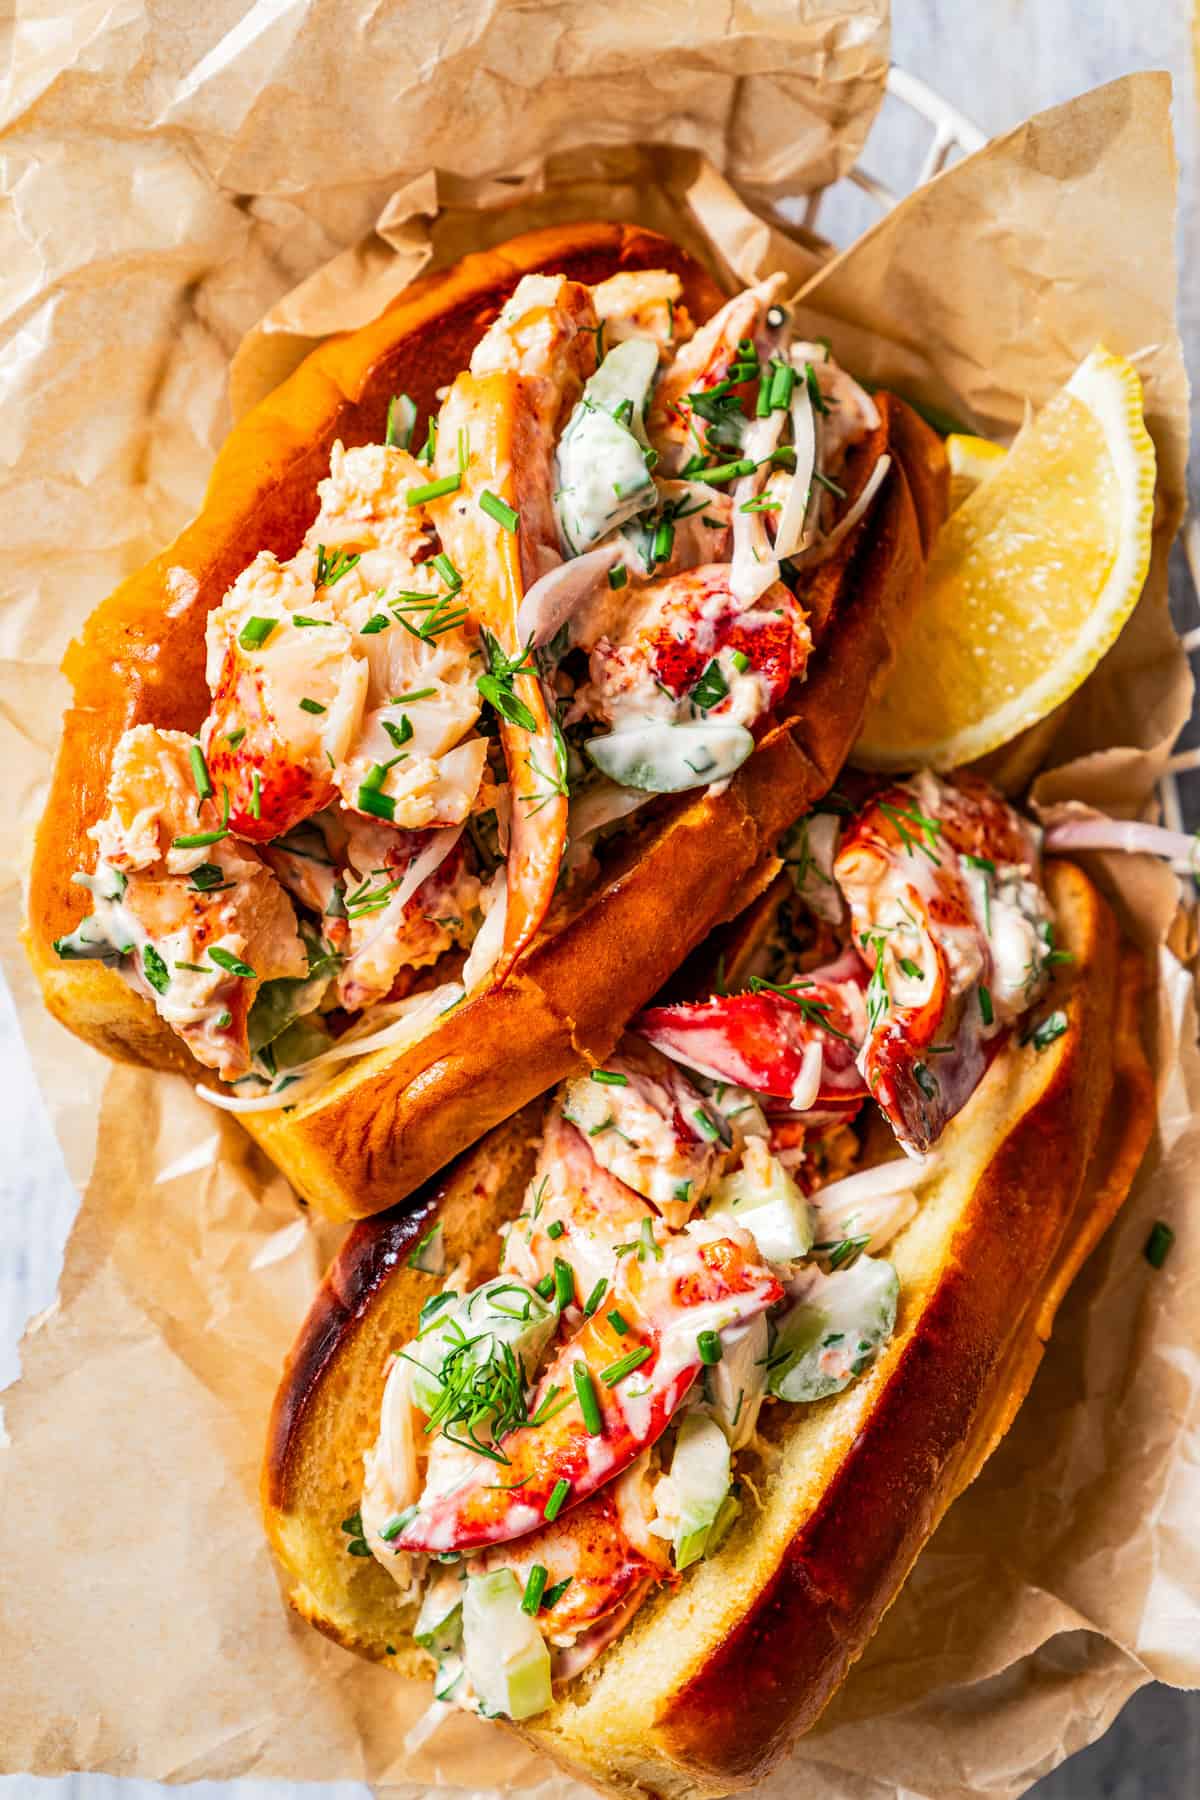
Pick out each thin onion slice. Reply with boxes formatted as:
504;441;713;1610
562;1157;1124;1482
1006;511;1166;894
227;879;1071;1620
789;1040;824;1112
730;411;785;604
461;870;507;990
773;382;816;561
795;454;891;569
1044;813;1199;871
516;539;626;648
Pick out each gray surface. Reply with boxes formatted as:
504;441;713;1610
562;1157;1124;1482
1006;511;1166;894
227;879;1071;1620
2;3;1197;1796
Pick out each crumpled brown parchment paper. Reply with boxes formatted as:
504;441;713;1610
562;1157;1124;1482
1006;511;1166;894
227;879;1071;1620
0;4;1196;1791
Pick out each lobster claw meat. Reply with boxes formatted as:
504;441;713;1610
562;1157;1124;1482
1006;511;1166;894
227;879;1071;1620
637;948;870;1112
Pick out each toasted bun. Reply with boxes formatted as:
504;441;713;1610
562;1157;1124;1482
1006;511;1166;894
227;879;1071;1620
26;221;946;1218
262;859;1153;1796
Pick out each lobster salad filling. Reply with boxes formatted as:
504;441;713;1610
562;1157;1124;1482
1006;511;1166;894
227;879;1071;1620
356;770;1065;1726
55;269;884;1102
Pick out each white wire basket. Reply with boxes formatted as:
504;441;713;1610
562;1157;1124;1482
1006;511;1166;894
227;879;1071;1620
810;66;1197;844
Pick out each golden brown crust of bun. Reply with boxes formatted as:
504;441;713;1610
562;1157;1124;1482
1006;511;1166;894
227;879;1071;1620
261;859;1154;1797
26;221;943;1219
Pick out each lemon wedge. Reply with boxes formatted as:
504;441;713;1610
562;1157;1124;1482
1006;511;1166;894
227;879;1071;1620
946;433;1006;511
855;345;1156;771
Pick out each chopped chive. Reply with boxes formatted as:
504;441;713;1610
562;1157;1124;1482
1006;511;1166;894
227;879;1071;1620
189;742;213;803
590;1069;629;1087
479;489;520;532
1144;1220;1175;1269
292;614;333;628
521;1564;548;1615
225;726;246;748
417;415;438;465
542;1576;572;1609
978;984;994;1026
238;615;277;651
582;1278;607;1317
172;828;227;849
573;1363;603;1435
600;1345;651;1387
768;359;795;411
382;714;414;749
544;1478;571;1523
534;1272;556;1301
607;563;628;590
693;1107;720;1142
357;785;396;822
407;473;461;506
638;1217;662;1262
431;553;462;591
360;613;391;635
697;1330;722;1365
385;393;416;449
215;1009;232;1029
699;457;757;485
730;649;750;673
379;1506;417;1542
173;960;206;972
546;1219;565;1240
189;863;226;892
392;687;437;704
553;1256;574;1311
209;946;256;979
898;956;923;979
315;545;361;588
652;518;675;564
963;854;996;874
606;1309;630;1336
250;770;262;821
298;697;326;715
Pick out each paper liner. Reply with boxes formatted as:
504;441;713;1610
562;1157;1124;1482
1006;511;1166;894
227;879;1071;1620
0;7;1195;1792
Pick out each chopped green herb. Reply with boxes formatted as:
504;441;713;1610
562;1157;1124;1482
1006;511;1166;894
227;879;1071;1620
600;1345;652;1387
142;945;170;994
553;1256;574;1311
188;741;213;803
692;1107;720;1143
573;1362;603;1435
542;1576;573;1609
691;660;729;713
546;1219;565;1241
638;1217;662;1262
250;769;262;821
477;627;538;731
534;1272;556;1302
209;946;256;979
225;726;246;748
543;1478;571;1523
1144;1220;1175;1269
315;545;361;588
357;785;396;822
697;1330;722;1365
479;489;520;532
360;613;391;635
189;862;226;892
392;687;438;704
590;1068;629;1087
607;562;628;590
978;984;994;1026
606;1309;631;1336
407;473;461;506
582;1278;608;1317
431;552;462;591
379;1507;417;1542
298;697;326;715
521;1564;548;1615
215;1009;232;1029
292;614;333;629
238;615;277;651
